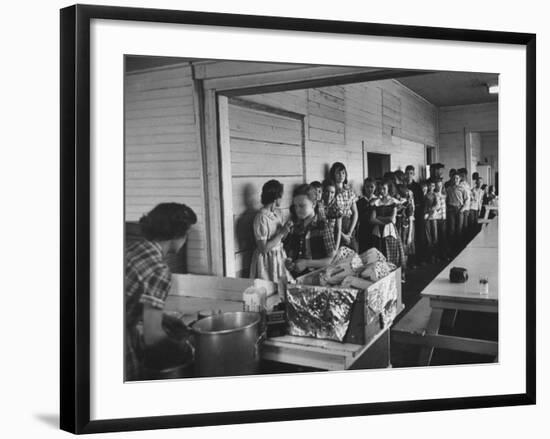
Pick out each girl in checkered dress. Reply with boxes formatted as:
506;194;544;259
370;180;406;270
329;162;359;250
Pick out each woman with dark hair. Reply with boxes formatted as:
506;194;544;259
125;202;197;381
284;184;337;277
249;179;293;283
328;162;358;250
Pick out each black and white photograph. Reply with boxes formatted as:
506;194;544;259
2;0;546;436
124;56;500;381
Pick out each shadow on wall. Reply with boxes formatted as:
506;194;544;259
235;183;260;278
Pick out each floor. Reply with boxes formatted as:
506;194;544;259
391;238;498;368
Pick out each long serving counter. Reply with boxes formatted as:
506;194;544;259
392;217;499;365
163;266;402;374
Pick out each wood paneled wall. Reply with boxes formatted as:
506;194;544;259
240;79;437;194
124;64;209;274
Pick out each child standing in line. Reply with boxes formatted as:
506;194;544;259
310;180;324;219
434;177;449;260
356;178;378;253
457;168;472;242
396;184;416;268
423;180;439;263
329;162;358;250
415;180;429;265
371;180;406;274
470;177;484;235
446;173;468;251
321;180;344;250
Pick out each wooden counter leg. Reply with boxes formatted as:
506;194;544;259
417;308;444;366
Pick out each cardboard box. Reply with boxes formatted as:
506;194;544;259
295;267;402;345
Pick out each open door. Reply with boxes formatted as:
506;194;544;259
367;152;391;179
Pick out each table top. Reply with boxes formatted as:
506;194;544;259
469;217;498;248
422;245;498;303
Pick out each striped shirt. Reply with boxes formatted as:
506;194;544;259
434;191;447;220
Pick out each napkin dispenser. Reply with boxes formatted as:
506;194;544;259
450;267;468;283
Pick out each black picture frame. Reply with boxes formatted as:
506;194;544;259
60;4;536;434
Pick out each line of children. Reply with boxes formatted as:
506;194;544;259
250;162;496;284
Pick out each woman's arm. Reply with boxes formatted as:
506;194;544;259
295;253;336;273
372;211;394;225
370;208;386;226
347;201;358;235
388;206;397;224
256;229;284;253
255;218;292;254
407;216;414;245
335;217;342;249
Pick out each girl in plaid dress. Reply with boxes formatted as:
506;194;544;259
329;162;358;250
318;180;344;249
370;181;406;271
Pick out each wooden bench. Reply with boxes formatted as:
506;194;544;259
391;297;498;365
392;297;433;340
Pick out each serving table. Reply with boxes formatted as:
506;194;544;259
164;269;401;372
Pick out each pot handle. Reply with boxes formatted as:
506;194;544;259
256;331;267;346
254;331;267;360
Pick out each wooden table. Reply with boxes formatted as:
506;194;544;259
392;219;498;365
470;217;498;248
165;273;399;372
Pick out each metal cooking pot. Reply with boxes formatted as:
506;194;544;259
191;311;264;377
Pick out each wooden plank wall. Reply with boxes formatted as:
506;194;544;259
470;132;482;174
124;64;209;274
438;102;498;176
241;79;437;195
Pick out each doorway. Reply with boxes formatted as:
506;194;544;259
367;153;391;179
220;98;305;278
